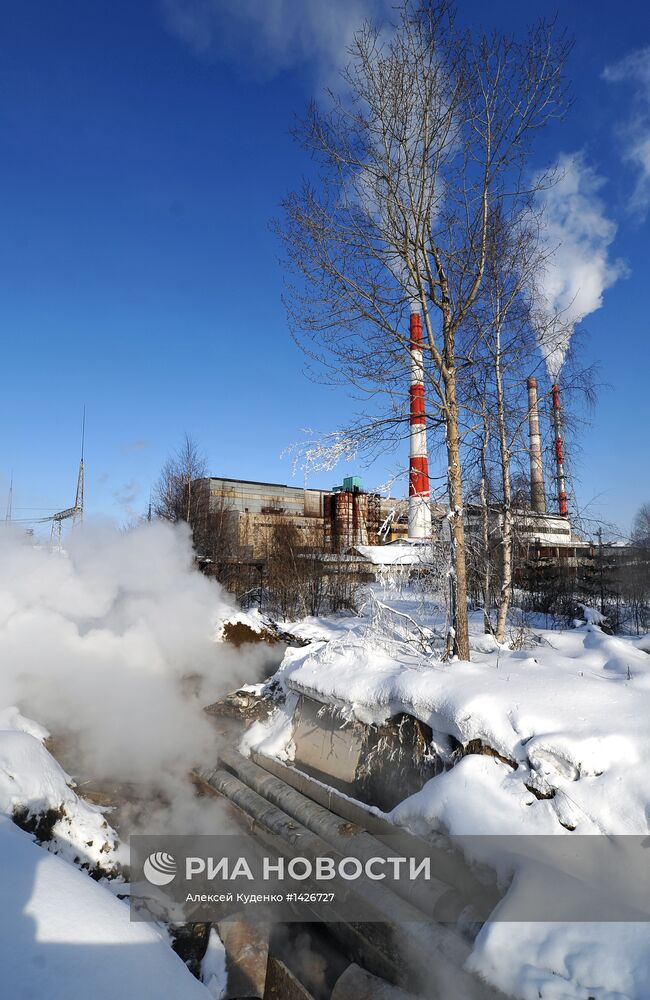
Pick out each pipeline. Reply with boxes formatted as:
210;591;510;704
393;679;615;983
216;746;481;923
332;963;421;1000
247;749;497;907
199;753;510;1000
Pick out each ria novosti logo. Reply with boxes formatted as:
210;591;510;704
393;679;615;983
143;852;177;886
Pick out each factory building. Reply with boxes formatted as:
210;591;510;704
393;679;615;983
190;476;410;562
190;309;589;580
190;374;589;575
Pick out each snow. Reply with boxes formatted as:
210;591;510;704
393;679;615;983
0;706;212;999
0;525;259;1000
201;927;228;998
246;591;650;999
0;709;125;872
576;603;607;625
268;620;650;834
0;814;210;1000
240;692;298;762
353;542;436;566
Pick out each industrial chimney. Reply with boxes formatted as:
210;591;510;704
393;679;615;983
551;383;568;517
526;376;546;515
408;304;432;539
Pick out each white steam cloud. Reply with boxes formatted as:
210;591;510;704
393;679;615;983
532;152;625;380
604;46;650;216
161;0;391;80
0;521;277;833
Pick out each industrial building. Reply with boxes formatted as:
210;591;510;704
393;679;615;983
190;475;411;561
190;312;591;582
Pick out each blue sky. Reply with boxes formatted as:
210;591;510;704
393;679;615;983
0;0;648;536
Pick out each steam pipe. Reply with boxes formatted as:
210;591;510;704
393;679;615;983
551;383;568;517
332;964;420;1000
526;376;546;515
217;746;470;922
408;304;432;539
205;768;472;957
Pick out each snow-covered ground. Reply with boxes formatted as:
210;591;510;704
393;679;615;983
0;523;258;1000
3;519;649;999
0;706;216;999
245;587;650;1000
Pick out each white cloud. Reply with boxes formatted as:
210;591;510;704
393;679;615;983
161;0;391;81
603;46;650;216
533;152;626;379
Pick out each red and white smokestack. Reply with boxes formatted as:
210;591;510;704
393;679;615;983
551;383;568;517
408;304;432;539
527;376;546;515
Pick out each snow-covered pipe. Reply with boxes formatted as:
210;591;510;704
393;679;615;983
408;305;432;539
551;383;568;517
527;376;546;515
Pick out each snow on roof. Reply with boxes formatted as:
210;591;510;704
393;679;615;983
352;542;435;565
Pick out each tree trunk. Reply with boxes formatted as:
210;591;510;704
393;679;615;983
479;410;492;635
444;372;470;660
494;346;512;643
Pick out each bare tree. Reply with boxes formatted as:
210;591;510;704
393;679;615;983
632;503;650;549
277;2;570;659
153;433;207;524
464;207;550;641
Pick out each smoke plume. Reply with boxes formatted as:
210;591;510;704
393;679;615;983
533;152;625;380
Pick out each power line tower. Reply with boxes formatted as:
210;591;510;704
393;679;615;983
5;471;13;523
74;406;85;526
50;408;86;546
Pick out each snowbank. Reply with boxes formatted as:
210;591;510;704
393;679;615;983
0;708;124;872
273;623;650;835
0;815;210;1000
247;599;650;999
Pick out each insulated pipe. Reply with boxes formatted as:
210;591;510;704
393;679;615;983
332;963;421;1000
408;305;432;539
526;376;546;514
248;748;500;909
216;917;270;999
204;768;506;999
217;747;470;923
551;383;568;517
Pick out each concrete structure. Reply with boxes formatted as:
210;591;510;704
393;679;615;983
408;305;433;539
191;476;409;560
551;382;569;517
527;376;546;515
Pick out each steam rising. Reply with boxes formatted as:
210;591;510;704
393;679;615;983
533;152;625;380
0;521;275;832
